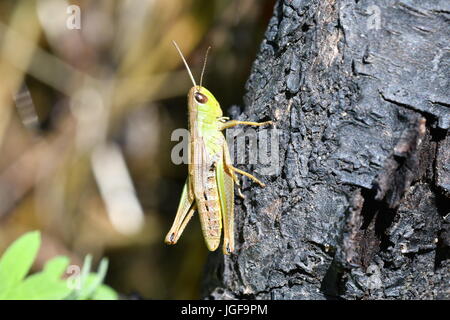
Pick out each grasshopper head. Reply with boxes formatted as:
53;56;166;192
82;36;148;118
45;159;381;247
171;41;222;118
188;86;223;118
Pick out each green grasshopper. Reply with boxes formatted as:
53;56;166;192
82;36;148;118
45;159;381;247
165;41;272;255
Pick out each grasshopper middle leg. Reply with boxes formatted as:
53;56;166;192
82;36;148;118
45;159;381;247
219;120;273;131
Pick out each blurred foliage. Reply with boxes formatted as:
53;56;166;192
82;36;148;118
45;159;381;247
0;231;117;299
0;0;275;299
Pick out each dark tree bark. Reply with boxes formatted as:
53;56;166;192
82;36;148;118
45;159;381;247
202;0;449;299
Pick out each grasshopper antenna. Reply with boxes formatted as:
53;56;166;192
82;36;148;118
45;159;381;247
172;40;197;87
199;46;211;88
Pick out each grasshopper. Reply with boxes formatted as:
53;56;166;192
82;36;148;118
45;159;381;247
165;41;272;254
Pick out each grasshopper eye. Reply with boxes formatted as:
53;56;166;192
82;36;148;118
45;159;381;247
195;92;208;104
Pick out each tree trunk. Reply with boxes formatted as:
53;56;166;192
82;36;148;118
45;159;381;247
202;0;449;299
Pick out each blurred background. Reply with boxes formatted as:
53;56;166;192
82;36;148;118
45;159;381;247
0;0;275;299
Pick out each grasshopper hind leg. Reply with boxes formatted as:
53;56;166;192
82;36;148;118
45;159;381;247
165;179;196;245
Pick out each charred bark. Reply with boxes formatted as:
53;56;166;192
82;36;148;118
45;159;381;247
202;0;449;299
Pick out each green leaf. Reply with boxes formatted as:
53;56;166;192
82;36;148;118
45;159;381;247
0;231;118;300
43;256;70;280
4;272;72;300
76;258;109;300
79;254;92;291
91;284;118;300
0;231;41;295
65;254;92;300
